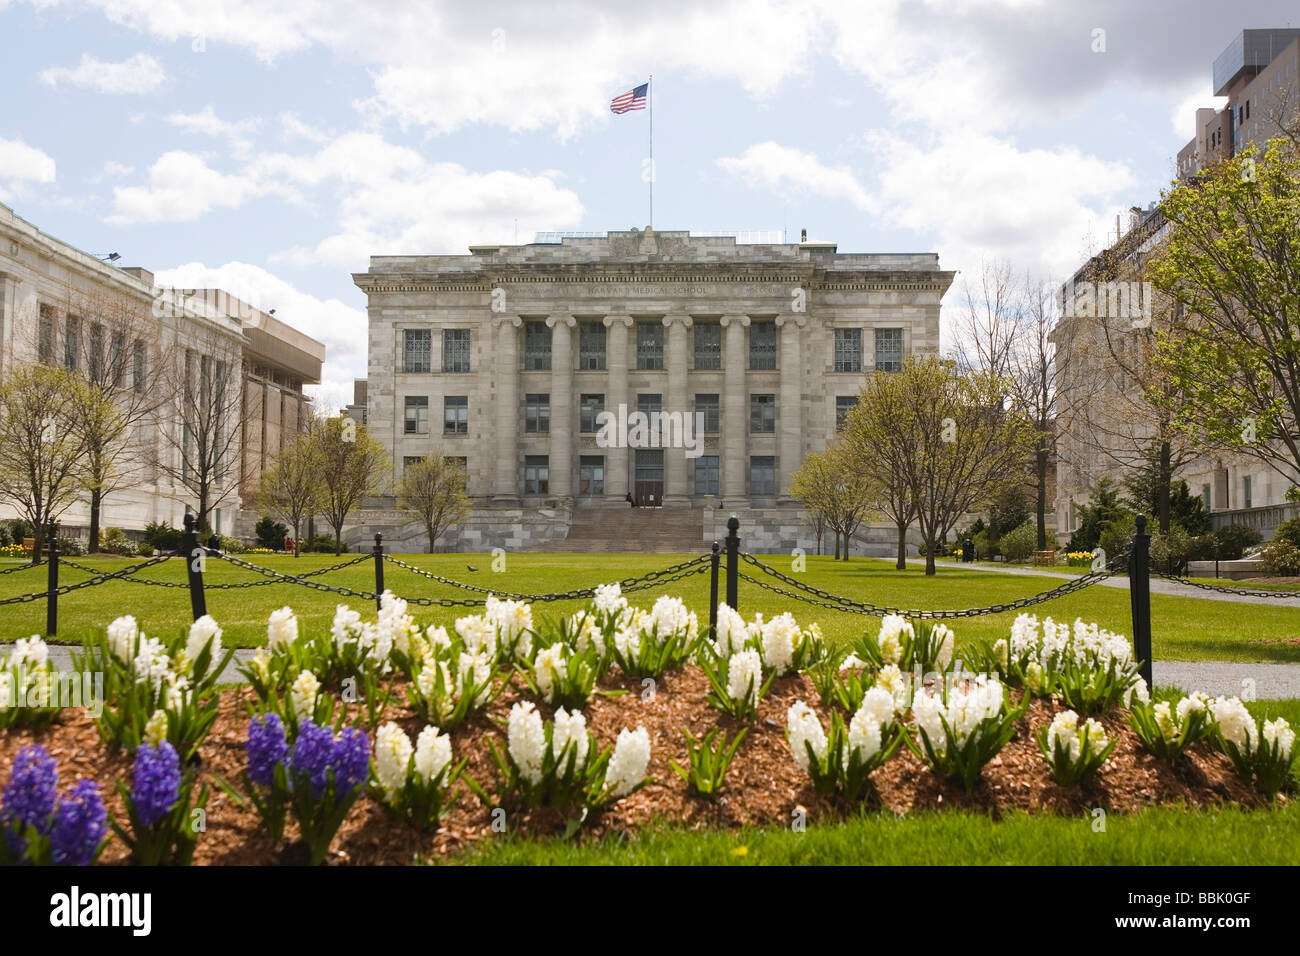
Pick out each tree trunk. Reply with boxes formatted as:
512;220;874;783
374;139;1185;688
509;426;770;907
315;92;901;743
198;487;209;536
833;531;841;560
1157;440;1172;534
895;520;908;570
292;518;301;557
1036;441;1048;550
426;523;436;554
31;522;45;566
89;488;102;554
924;546;936;576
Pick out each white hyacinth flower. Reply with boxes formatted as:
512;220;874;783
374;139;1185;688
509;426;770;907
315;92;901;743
713;603;748;657
455;613;498;659
106;615;139;662
330;605;363;651
858;686;896;728
375;722;414;796
290;669;320;723
649;595;691;635
414;725;452;783
930;624;955;671
507;701;546;784
426;625;452;653
1212;696;1258;753
1263;718;1294;761
605;726;651;798
761;612;800;675
726;649;763;708
133;638;172;693
847;705;884;762
186;615;223;664
551;707;590;768
786;700;828;771
10;636;49;669
533;643;566;703
144;709;169;747
877;614;912;665
267;606;298;650
593;583;629;619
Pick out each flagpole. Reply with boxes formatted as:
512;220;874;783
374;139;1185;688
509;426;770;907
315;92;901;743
648;75;653;229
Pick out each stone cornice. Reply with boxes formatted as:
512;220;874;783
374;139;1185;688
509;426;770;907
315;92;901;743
719;314;751;328
491;314;522;328
602;315;634;328
545;314;577;329
661;313;694;328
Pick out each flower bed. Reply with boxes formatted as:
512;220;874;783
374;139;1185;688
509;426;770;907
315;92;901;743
0;596;1292;865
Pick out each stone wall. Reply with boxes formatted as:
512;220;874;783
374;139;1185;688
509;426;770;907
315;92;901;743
702;507;923;557
341;505;572;554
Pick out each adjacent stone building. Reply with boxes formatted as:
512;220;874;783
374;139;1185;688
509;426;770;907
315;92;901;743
351;228;953;551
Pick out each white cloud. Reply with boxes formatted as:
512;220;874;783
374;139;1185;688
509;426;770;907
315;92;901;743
0;137;56;200
716;142;872;210
152;260;365;415
166;107;262;158
1169;88;1226;139
39;52;165;94
108;151;263;223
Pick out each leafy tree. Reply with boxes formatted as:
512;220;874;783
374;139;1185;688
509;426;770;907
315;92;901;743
1121;448;1210;535
1067;478;1131;553
789;447;876;560
254;516;288;551
844;356;1038;575
396;452;472;553
0;364;91;563
1149;137;1300;482
314;416;390;555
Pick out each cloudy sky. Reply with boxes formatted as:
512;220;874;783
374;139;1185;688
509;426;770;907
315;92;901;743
2;0;1295;409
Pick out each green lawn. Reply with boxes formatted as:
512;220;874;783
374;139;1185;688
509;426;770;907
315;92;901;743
454;803;1300;865
2;552;1299;663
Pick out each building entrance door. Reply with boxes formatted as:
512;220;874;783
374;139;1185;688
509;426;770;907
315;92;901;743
634;449;664;507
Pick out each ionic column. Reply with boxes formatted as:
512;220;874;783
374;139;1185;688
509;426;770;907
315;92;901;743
492;316;522;504
776;315;805;504
603;315;633;503
720;314;750;507
547;314;576;503
663;313;692;505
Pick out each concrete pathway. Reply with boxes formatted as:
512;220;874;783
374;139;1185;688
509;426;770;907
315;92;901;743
905;558;1300;607
7;644;1299;700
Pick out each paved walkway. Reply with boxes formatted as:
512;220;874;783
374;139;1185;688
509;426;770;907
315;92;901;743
906;558;1300;607
8;644;1299;700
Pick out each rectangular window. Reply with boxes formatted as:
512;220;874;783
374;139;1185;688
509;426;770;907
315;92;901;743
836;396;856;429
695;393;720;433
403;456;424;471
693;322;721;369
637;393;662;417
38;305;55;363
1244;475;1252;510
88;323;104;381
109;331;125;387
1201;483;1212;510
874;328;903;372
750;393;775;433
445;456;467;471
580;394;604;433
444;395;468;435
525;393;550;433
750;456;776;496
443;329;471;372
694;455;720;495
635;449;664;483
524;321;551;370
636;321;664;370
524;455;549;494
403;329;431;373
579;455;605;496
64;316;80;371
404;396;429;435
749;320;776;370
133;340;146;394
834;328;862;372
579;321;606;370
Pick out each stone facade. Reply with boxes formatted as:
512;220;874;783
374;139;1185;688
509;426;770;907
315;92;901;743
352;229;953;548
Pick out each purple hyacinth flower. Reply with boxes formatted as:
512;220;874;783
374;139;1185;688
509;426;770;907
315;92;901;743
50;780;107;866
331;727;370;799
290;719;334;797
132;742;181;828
2;745;58;831
247;713;289;787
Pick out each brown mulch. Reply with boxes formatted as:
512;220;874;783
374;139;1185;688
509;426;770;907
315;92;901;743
0;670;1268;865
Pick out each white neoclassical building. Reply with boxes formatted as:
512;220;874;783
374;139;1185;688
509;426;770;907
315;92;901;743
350;229;953;552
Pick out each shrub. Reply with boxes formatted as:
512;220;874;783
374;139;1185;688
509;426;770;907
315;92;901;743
218;535;246;554
1149;527;1192;571
143;521;183;552
1272;516;1300;550
1258;540;1300;576
137;543;155;557
999;522;1036;563
1097;514;1135;566
309;533;346;553
255;517;289;551
101;527;138;556
55;536;85;556
1215;524;1262;559
973;529;998;560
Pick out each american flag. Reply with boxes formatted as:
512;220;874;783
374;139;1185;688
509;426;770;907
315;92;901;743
610;82;648;114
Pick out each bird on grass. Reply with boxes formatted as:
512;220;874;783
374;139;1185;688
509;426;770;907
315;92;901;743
466;565;478;572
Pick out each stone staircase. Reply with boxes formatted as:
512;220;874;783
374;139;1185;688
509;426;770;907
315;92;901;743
526;506;705;553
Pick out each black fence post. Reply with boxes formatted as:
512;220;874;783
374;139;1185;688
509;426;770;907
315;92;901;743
708;540;720;634
182;513;207;620
1130;514;1153;689
725;515;740;612
373;532;385;610
45;522;58;637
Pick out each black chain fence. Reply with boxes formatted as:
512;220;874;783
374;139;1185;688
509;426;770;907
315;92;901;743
0;553;175;607
1152;569;1300;600
735;550;1128;619
0;559;47;575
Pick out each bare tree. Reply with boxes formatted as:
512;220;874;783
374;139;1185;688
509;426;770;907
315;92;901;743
953;258;1022;380
0;364;91;562
790;448;875;561
396;451;471;553
152;327;245;531
42;283;166;551
315;416;390;554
